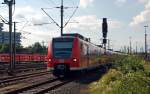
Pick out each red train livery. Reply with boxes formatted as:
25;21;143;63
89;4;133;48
47;33;113;77
0;54;47;63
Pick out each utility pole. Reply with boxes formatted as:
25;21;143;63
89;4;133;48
108;39;110;50
61;0;63;36
129;36;132;54
3;0;15;74
140;47;144;53
124;46;127;53
144;25;148;58
13;22;16;69
42;41;45;47
136;41;138;54
127;46;130;54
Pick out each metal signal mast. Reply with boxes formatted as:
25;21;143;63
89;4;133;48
102;18;108;53
60;0;64;36
2;0;15;75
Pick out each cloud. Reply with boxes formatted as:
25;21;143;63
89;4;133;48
138;0;148;3
65;15;122;32
64;15;123;45
79;0;94;8
22;29;59;47
65;15;99;31
12;6;59;46
130;0;150;27
14;6;49;23
1;5;124;47
115;0;127;6
109;20;122;29
14;6;35;20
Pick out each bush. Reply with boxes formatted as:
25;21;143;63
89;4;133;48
98;55;119;64
114;55;145;73
90;69;122;94
90;70;150;94
89;55;150;94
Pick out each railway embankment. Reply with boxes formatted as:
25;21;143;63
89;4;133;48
89;55;150;94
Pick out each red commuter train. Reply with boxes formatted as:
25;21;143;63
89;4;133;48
47;33;116;77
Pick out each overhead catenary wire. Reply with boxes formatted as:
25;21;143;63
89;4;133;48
41;1;79;33
63;6;78;28
0;15;9;24
41;8;60;28
18;20;30;32
41;7;57;9
33;22;53;26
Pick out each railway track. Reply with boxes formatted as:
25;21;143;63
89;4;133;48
4;70;102;94
0;66;106;94
2;71;99;94
5;78;72;94
0;62;47;77
0;70;50;88
0;67;47;79
0;63;46;71
0;67;46;73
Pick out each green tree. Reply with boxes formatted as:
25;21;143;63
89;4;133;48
25;42;47;54
0;44;2;50
32;42;43;53
0;44;9;53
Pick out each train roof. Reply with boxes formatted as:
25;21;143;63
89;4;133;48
62;33;90;42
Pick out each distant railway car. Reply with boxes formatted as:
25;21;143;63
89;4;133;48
32;54;45;62
47;33;107;77
0;54;9;63
0;54;47;63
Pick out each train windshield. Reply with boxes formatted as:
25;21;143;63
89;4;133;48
53;38;74;58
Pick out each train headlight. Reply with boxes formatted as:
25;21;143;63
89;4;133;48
73;58;77;62
48;59;52;62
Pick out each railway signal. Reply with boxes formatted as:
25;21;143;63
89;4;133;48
102;18;108;52
103;39;107;44
102;18;108;38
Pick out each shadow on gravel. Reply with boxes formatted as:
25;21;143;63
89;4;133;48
76;66;108;84
50;65;111;94
62;65;111;84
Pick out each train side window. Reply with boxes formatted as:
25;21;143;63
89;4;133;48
83;44;88;55
80;43;85;55
87;46;89;56
80;43;83;54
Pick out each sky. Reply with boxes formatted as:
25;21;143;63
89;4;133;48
0;0;150;51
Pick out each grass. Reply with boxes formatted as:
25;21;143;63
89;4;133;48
89;55;150;94
144;62;150;72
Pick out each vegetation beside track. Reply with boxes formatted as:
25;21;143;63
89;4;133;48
89;55;150;94
96;55;119;64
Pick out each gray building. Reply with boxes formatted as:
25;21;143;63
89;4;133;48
0;23;21;45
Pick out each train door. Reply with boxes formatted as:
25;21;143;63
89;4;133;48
84;44;89;68
86;45;89;67
80;41;90;69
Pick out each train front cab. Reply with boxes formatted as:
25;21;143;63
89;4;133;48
47;37;81;76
